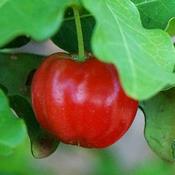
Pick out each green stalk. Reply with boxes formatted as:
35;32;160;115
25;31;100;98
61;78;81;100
72;6;85;61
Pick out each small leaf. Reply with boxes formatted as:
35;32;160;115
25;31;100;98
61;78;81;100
0;90;26;156
82;0;175;100
165;17;175;37
132;0;175;29
9;95;59;158
31;130;59;159
141;87;175;162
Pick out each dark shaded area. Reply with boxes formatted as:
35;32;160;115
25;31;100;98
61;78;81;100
52;8;95;53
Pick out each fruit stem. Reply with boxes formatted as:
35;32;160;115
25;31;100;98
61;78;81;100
72;5;85;61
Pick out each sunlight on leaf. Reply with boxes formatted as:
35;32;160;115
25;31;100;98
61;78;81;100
82;0;175;100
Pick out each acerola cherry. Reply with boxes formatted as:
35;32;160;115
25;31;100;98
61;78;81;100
31;53;138;148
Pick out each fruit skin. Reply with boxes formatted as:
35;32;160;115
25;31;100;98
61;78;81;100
31;53;138;148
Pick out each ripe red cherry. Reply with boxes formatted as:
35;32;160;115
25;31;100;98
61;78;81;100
31;53;138;148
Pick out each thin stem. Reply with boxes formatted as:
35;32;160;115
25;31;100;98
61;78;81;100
72;6;85;61
64;14;92;22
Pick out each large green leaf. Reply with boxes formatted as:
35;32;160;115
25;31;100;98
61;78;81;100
141;88;175;162
0;53;43;97
0;0;75;47
132;0;175;29
82;0;175;100
0;90;26;156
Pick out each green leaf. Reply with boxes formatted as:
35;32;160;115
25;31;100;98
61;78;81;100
165;17;175;37
0;90;26;156
0;53;43;97
52;8;95;53
82;0;175;100
9;95;59;158
132;0;175;29
141;88;175;162
0;0;74;47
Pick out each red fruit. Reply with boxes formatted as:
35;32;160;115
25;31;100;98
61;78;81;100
31;53;138;148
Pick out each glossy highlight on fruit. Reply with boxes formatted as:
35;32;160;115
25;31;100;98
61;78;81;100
31;53;138;148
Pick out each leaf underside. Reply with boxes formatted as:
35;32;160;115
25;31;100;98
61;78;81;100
141;87;175;162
